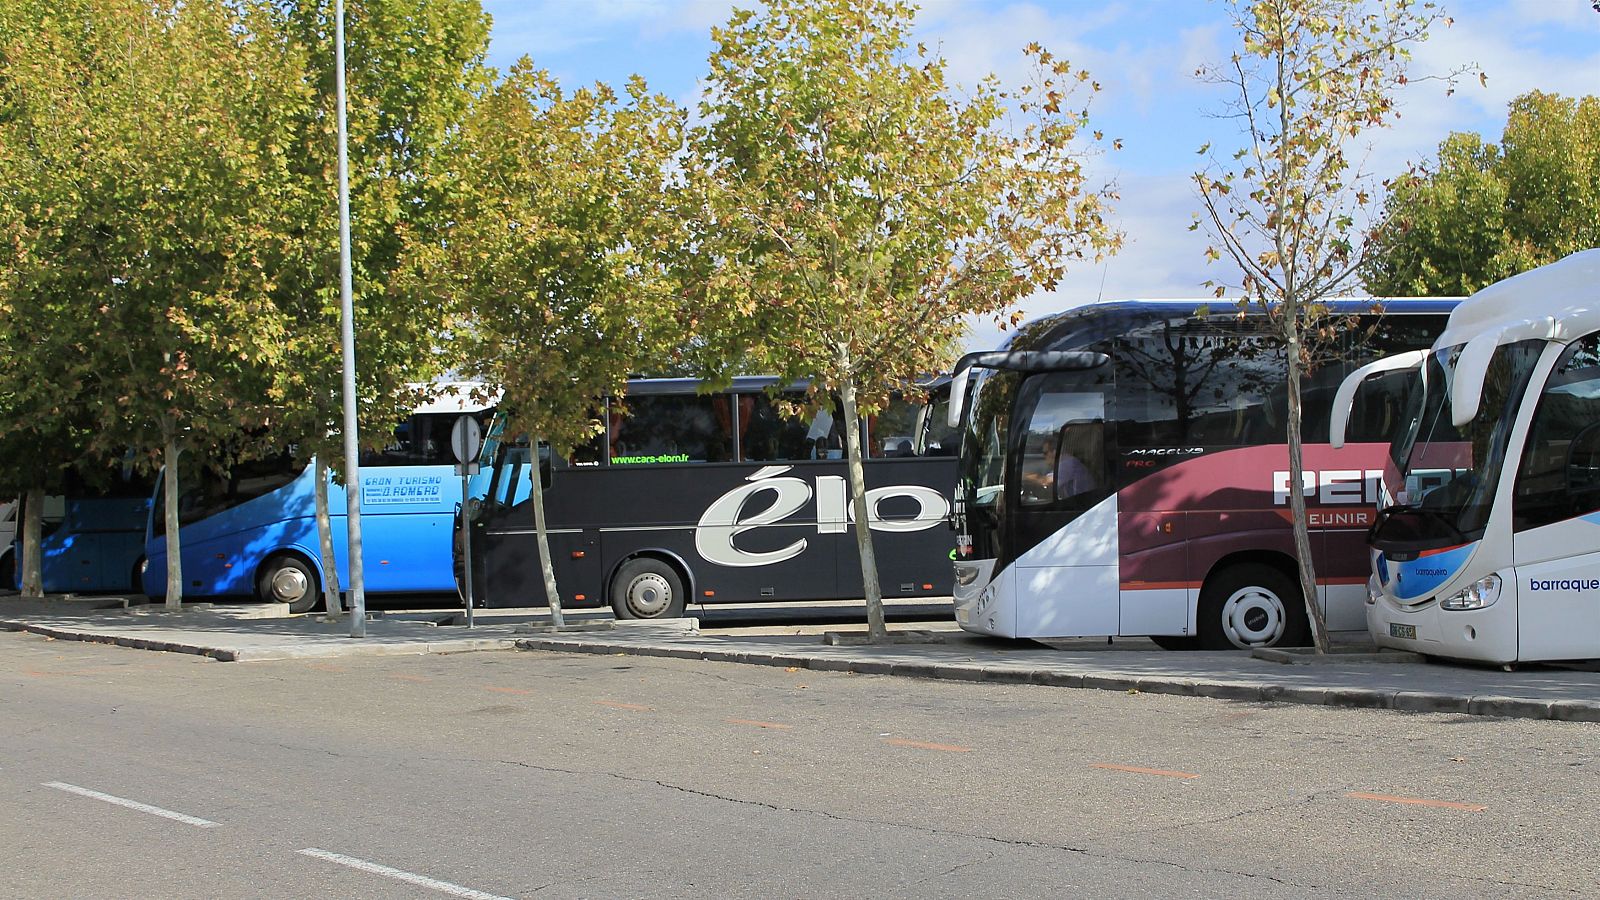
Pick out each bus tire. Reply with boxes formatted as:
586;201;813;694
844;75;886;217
1196;563;1308;650
257;554;319;614
1150;635;1200;651
610;558;686;620
0;549;12;592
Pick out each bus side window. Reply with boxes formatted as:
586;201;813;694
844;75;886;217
738;393;821;462
1114;319;1283;451
608;395;734;464
1514;334;1600;531
1019;385;1106;508
1343;368;1417;444
920;389;960;456
866;393;919;459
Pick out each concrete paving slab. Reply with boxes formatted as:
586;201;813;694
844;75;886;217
510;626;1600;723
0;597;523;662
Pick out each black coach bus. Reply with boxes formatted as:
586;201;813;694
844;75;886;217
461;377;959;618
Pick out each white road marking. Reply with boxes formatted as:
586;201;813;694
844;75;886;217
43;782;221;828
297;848;514;900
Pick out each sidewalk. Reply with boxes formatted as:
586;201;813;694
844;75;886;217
515;625;1600;724
0;596;523;662
4;595;1598;722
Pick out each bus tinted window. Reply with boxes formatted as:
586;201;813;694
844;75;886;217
1114;319;1285;448
1342;367;1420;444
609;395;735;464
737;394;835;462
1018;382;1106;508
922;392;960;456
867;395;920;458
364;412;486;467
1515;334;1600;531
160;453;302;532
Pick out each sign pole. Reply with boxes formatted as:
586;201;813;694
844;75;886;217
335;0;366;638
450;414;484;629
460;469;474;628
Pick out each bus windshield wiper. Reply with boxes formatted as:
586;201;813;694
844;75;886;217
1370;503;1467;546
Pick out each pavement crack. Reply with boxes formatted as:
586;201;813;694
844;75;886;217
476;756;1325;889
926;849;996;882
1124;791;1326;837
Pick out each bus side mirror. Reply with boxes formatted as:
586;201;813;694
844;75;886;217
537;443;554;490
1329;350;1427;449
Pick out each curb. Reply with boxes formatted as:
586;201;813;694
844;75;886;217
512;636;1600;723
1;619;518;662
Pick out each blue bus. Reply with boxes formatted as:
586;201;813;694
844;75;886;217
142;390;494;611
8;465;153;595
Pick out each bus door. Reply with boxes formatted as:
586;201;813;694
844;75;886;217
1007;366;1117;637
1509;334;1600;659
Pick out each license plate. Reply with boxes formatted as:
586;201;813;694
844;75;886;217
1389;623;1416;640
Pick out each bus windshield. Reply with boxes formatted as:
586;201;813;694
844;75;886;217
959;368;1018;511
1380;340;1544;548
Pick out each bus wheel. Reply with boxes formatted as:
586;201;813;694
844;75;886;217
610;558;686;620
1150;635;1200;651
257;554;319;614
1197;564;1308;650
130;557;147;596
0;550;12;592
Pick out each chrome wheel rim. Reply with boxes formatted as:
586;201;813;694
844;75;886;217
1220;585;1287;648
269;566;309;604
624;572;673;617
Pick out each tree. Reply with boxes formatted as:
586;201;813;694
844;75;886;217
0;0;316;607
402;62;684;622
1364;91;1600;295
1194;0;1468;652
680;0;1120;641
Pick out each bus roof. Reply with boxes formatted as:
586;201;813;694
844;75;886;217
413;382;498;414
999;296;1462;353
1436;248;1600;349
622;375;951;397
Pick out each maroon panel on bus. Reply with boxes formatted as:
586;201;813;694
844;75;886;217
1117;443;1391;589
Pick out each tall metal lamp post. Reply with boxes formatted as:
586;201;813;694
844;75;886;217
335;0;368;637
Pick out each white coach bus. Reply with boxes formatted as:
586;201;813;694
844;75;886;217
1333;248;1600;664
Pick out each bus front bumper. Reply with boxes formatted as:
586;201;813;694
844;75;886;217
1367;590;1518;664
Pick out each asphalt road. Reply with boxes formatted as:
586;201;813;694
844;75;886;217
1;631;1595;899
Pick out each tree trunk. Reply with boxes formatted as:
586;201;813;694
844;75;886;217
161;422;184;609
839;372;888;642
530;436;565;627
1284;322;1331;653
19;487;43;598
314;455;343;616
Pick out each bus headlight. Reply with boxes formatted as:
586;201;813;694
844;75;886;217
139;558;148;575
1440;574;1501;611
953;563;980;587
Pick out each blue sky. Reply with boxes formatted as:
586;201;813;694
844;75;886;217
478;1;1600;347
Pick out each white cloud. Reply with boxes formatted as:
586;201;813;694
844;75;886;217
488;0;735;60
964;171;1235;352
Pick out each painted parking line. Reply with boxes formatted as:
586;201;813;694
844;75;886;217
595;700;652;711
882;738;972;753
44;782;221;828
726;718;793;730
1346;791;1486;812
1091;763;1200;779
297;848;512;900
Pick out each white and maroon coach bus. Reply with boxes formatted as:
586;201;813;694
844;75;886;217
947;298;1457;649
